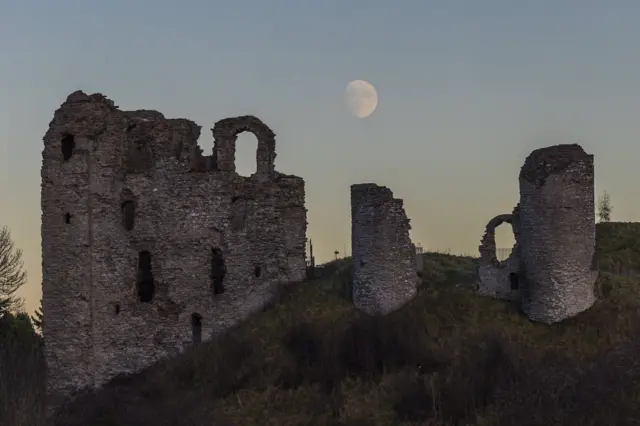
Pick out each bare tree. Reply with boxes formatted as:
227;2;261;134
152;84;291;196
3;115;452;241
0;226;26;315
597;191;613;223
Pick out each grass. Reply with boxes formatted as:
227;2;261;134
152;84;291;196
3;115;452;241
4;221;640;425
595;221;640;276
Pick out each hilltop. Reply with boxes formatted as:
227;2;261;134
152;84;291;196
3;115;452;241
4;222;640;426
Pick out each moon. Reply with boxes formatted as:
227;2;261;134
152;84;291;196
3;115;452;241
345;80;378;118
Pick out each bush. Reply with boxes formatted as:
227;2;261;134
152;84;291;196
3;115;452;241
0;312;45;426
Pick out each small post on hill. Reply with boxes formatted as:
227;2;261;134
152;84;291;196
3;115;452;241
307;239;315;279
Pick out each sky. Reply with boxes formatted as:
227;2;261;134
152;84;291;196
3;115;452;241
2;0;640;314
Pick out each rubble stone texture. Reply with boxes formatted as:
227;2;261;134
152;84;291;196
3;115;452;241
41;91;307;412
477;205;521;301
518;144;598;324
350;184;419;315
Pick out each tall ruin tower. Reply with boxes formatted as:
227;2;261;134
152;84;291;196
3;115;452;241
518;144;598;323
350;184;419;316
41;91;307;411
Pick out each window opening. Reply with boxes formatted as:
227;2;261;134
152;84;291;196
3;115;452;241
191;313;202;345
121;200;135;231
211;248;226;295
61;133;75;161
495;220;517;263
509;272;519;290
137;251;155;302
235;131;258;177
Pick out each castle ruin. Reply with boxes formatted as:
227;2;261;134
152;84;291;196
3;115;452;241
350;184;419;315
477;207;521;301
41;91;307;410
477;144;598;324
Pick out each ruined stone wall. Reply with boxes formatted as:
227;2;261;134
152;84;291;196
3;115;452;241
518;144;597;324
41;91;307;411
477;205;521;301
350;184;418;316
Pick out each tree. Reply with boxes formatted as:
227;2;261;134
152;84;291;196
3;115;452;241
597;191;613;223
31;299;43;334
0;226;26;316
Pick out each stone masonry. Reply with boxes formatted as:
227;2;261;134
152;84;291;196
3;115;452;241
518;144;597;324
350;184;419;316
477;144;598;324
41;91;307;412
477;205;521;301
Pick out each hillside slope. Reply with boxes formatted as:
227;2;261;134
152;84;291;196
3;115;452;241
45;227;640;426
0;222;621;425
596;221;640;274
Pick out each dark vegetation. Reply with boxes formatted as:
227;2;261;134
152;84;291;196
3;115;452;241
0;311;45;426
3;222;640;425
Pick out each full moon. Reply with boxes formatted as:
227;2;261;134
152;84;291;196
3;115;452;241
345;80;378;118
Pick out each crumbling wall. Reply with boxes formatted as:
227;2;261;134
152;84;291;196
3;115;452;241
350;184;418;316
41;91;307;413
518;144;597;324
477;205;521;301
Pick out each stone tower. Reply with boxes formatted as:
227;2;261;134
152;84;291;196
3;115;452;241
350;183;418;316
41;91;307;411
518;144;598;324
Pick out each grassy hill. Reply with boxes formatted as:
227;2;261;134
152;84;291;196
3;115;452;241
5;222;640;426
596;221;640;276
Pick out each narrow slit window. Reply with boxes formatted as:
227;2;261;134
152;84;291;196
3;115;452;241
191;313;202;345
211;248;226;295
137;251;155;302
509;272;519;290
121;200;135;231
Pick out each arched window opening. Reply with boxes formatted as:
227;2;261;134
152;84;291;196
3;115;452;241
137;251;155;303
191;313;202;345
61;133;75;162
494;221;517;262
121;200;135;231
235;131;258;177
211;248;226;296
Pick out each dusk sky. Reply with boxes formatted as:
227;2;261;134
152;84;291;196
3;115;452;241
2;1;640;314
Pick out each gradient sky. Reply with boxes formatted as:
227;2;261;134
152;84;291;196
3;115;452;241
2;1;640;314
